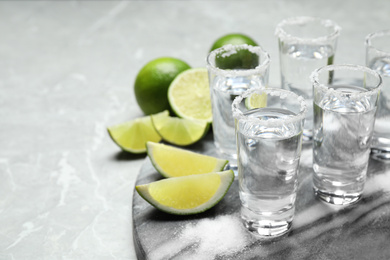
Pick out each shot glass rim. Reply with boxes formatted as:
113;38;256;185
365;29;390;54
206;44;271;77
275;16;341;43
310;64;382;98
232;87;307;127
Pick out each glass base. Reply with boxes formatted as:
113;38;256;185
314;188;362;205
371;136;390;162
242;218;292;237
371;147;390;162
241;206;293;237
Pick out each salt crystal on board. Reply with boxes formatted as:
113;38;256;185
181;214;251;260
148;214;252;260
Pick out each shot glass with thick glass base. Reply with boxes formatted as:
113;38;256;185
366;30;390;161
232;87;306;237
311;64;382;205
275;16;341;141
206;44;270;173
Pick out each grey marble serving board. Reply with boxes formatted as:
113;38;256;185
132;132;390;260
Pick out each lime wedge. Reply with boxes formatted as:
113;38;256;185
107;111;168;153
146;142;228;178
168;68;212;123
136;170;234;215
245;92;267;109
151;111;209;146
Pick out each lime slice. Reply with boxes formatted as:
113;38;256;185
146;142;228;178
136;170;234;215
107;111;168;153
245;92;267;109
168;68;212;123
151;110;209;146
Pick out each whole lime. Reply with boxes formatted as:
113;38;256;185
134;57;191;115
209;33;258;52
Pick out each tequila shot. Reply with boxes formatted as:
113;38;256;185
206;44;270;171
311;64;382;205
232;87;306;237
366;30;390;161
275;16;341;141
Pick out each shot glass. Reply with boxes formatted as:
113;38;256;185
311;64;382;205
206;44;270;170
232;87;306;237
275;16;341;141
366;30;390;161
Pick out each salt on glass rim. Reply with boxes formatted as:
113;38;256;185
232;87;307;127
206;44;270;77
310;64;382;100
365;29;390;54
275;16;341;44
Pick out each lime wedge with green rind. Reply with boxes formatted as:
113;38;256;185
107;111;168;153
151;110;209;146
136;170;234;215
146;142;228;178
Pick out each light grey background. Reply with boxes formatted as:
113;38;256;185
1;1;389;259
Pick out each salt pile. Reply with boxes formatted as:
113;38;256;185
149;214;252;259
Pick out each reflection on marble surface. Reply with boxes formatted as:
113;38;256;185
133;137;390;260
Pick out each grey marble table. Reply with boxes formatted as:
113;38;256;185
133;133;390;260
1;0;390;259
